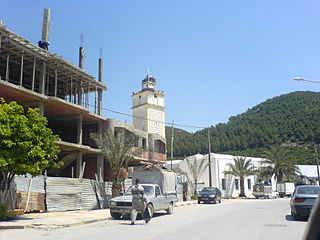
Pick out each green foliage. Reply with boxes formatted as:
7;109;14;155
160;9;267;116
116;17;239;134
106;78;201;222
259;147;300;182
190;195;198;200
91;130;140;197
223;157;256;197
0;204;8;221
0;99;61;176
224;157;256;178
166;91;320;164
185;156;209;195
0;99;61;207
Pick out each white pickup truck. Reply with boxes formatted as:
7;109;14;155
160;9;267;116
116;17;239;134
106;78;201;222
109;168;178;219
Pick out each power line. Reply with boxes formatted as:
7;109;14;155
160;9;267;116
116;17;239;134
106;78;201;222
86;103;206;129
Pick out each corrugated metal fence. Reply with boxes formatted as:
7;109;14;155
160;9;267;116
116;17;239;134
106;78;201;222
14;175;117;212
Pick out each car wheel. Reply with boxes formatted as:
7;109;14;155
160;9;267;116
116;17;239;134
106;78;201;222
110;211;122;220
198;200;201;204
166;202;174;214
147;203;154;218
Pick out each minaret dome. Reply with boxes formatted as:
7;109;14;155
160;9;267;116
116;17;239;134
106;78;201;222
141;74;156;91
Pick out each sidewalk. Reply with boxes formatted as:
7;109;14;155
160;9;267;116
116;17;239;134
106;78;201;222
0;201;197;230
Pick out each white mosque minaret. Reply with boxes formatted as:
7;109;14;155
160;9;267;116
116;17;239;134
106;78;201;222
131;73;165;139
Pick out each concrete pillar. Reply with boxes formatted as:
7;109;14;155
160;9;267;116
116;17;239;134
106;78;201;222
19;51;24;86
38;102;44;117
54;69;57;97
78;84;83;106
138;137;143;148
32;57;36;91
41;8;51;42
97;89;102;115
97;155;104;182
106;119;115;136
39;61;46;95
5;53;9;81
148;133;155;161
77;114;83;145
76;152;83;178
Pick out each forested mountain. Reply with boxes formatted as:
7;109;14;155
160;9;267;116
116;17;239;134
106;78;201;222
166;91;320;164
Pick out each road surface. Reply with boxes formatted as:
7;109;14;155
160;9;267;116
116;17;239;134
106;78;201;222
0;198;307;240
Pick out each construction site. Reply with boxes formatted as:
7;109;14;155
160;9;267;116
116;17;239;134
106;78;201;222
0;9;167;212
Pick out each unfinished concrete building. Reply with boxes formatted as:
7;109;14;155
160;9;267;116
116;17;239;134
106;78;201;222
0;17;166;182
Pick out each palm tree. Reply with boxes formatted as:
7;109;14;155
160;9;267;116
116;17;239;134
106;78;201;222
185;155;209;195
259;147;300;182
224;156;256;197
91;130;140;197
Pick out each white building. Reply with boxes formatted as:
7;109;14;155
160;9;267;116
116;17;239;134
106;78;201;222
167;153;276;198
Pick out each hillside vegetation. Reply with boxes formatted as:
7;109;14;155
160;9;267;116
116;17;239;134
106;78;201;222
166;91;320;164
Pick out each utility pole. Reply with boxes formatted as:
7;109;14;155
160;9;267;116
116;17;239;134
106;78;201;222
170;120;174;170
208;128;212;187
314;145;320;186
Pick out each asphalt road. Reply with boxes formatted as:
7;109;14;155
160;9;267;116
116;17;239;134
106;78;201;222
0;198;308;240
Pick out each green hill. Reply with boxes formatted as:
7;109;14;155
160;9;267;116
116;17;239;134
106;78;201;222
166;91;320;164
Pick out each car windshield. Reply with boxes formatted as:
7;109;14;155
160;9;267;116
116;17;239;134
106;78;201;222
125;185;154;196
297;187;320;195
200;187;217;193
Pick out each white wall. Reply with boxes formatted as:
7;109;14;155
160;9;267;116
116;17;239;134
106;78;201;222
132;107;146;132
147;106;165;138
176;153;271;198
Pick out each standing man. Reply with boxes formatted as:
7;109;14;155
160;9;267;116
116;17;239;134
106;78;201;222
131;178;150;225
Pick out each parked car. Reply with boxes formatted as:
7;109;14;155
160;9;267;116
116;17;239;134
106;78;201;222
198;187;221;204
290;185;320;220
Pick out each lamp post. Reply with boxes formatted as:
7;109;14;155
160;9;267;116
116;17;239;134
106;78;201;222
293;77;320;84
208;128;212;187
294;77;320;185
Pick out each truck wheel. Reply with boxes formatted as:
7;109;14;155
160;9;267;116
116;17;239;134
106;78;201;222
166;202;174;214
147;204;154;218
110;211;122;220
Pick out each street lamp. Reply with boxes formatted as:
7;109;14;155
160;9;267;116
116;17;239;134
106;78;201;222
293;77;320;84
293;76;320;185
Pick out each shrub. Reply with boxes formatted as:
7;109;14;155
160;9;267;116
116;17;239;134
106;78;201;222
191;194;198;200
0;204;8;221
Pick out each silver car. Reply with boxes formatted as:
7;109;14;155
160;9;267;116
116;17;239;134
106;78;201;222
290;185;320;220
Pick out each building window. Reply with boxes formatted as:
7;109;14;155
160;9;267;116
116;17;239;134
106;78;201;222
247;179;252;190
235;179;239;190
222;179;226;190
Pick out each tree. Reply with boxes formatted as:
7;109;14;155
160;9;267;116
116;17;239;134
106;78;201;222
224;156;256;197
185;155;209;195
0;99;60;209
259;147;300;182
91;130;140;197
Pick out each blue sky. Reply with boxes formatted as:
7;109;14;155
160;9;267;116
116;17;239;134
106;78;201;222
2;1;320;132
